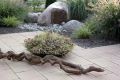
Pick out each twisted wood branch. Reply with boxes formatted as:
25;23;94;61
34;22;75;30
0;49;104;75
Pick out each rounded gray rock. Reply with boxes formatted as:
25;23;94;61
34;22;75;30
62;20;84;33
25;12;41;23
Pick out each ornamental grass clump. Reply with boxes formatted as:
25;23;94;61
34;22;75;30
25;32;74;57
67;0;88;21
2;16;22;27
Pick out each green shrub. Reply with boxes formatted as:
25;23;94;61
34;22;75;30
32;7;45;12
27;0;45;12
25;32;74;57
0;0;28;20
66;0;98;21
74;27;92;39
2;16;22;27
67;0;88;21
84;0;120;40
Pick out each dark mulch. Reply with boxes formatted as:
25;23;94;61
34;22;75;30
0;27;32;34
72;38;118;48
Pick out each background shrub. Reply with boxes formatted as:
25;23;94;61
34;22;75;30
25;32;74;57
27;0;45;12
0;0;28;23
76;0;120;40
67;0;98;21
67;0;88;21
2;16;22;27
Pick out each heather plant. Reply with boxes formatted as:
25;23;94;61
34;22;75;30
25;32;74;57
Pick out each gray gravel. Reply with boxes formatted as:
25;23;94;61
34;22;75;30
18;23;65;32
0;23;65;34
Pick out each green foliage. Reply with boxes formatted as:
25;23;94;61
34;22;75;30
67;0;98;21
74;27;92;39
32;7;45;12
0;0;28;20
67;0;88;21
2;16;22;27
27;0;45;12
81;0;120;40
25;32;74;57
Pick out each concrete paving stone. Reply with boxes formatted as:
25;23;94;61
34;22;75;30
91;44;120;53
6;60;34;73
0;40;13;52
0;69;19;80
88;58;115;67
0;59;10;70
63;54;92;65
0;37;20;46
16;70;47;80
69;73;95;80
89;58;120;75
102;56;120;66
33;64;74;80
0;34;12;38
73;49;103;59
103;63;120;76
40;71;74;80
33;64;75;80
81;64;113;77
33;63;63;74
92;73;120;80
9;33;27;44
8;44;27;53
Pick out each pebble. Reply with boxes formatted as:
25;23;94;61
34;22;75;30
18;23;65;33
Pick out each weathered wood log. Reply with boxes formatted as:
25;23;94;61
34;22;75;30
0;49;104;75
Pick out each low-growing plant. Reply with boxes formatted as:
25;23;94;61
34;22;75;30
25;32;74;57
73;27;92;39
2;16;22;27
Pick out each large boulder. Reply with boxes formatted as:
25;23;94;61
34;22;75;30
25;12;41;23
62;20;84;34
37;1;69;25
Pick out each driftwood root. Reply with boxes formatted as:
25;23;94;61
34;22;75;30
0;49;104;75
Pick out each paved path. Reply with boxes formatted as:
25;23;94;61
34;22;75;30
0;31;120;80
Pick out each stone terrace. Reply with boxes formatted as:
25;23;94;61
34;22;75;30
0;31;120;80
